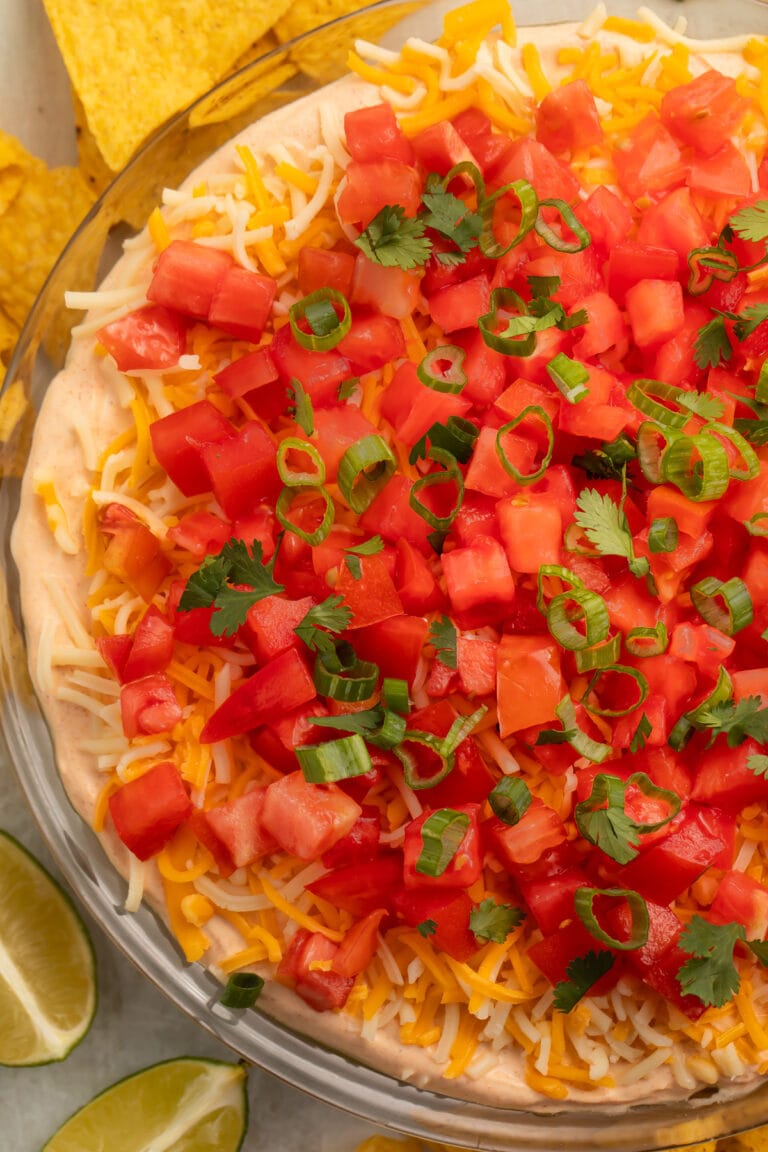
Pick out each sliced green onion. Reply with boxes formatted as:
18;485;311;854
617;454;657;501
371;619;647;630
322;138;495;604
668;664;732;751
648;516;679;554
546;353;590;404
313;652;379;702
661;433;730;502
687;245;739;296
338;434;396;514
441;705;488;756
536;563;584;614
423;416;479;464
625;622;669;657
289;288;351;351
626;772;682;833
701;421;760;482
574;633;622;672
745;512;768;538
416;808;471;877
297;733;373;782
626;379;691;430
488;776;532;825
691;575;754;636
369;708;408;749
382;677;410;714
547;587;610;651
396;730;454;790
417;345;467;394
478;288;536;357
308;706;406;750
496;406;554;484
275;485;334;546
554;695;612;763
757;359;768;405
582;664;648;718
477;176;539;259
535;198;591;253
410;446;464;530
563;522;601;557
276;436;326;487
574;887;649;951
637;422;678;485
220;972;264;1009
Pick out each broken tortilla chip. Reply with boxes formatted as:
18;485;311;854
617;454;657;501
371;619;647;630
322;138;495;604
0;134;95;328
41;0;294;172
275;0;420;81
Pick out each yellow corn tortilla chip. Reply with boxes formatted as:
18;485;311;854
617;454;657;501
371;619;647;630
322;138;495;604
275;0;420;82
190;34;299;129
0;167;24;215
0;133;95;328
41;0;293;173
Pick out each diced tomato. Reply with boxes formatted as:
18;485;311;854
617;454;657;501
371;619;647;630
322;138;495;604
442;534;515;616
380;360;471;446
203;786;277;869
619;805;734;904
321;809;381;869
120;673;182;738
261;770;362;860
517;864;590;936
528;918;621;996
606;242;679;307
333;552;403;629
490;137;580;204
336;160;422;228
350;253;419;319
668;622;735;679
612;900;706;1019
201;420;280;519
427;737;495;809
688;141;752;199
691;739;768;812
336;310;405;373
207;266;277;342
427;274;492;334
660;70;749;156
613;114;687;201
308;853;403;916
411;121;478;175
147;240;232;319
496;635;564;738
108;761;192;861
269;322;351;407
332;909;389;978
636;187;711;270
120;605;174;682
536;79;603;155
277;929;353;1011
200;647;316;743
625;279;684;348
351;614;429;686
403;803;482;889
298;246;356;298
571;291;627;360
394;889;478;961
96;634;133;684
344;102;415;165
241;594;313;665
150;400;233;497
214;347;279;401
710;871;768;939
497;497;562;574
97;304;188;371
576;185;632;252
485;798;567;868
167;510;232;561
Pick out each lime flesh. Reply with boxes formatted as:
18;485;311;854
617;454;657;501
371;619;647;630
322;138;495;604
0;830;96;1065
41;1057;249;1152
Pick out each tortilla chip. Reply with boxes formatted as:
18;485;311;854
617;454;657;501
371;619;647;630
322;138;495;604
190;35;300;129
0;136;95;328
275;0;420;81
73;91;114;200
41;0;294;172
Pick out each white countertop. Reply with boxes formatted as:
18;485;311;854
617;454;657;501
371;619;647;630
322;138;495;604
0;2;392;1148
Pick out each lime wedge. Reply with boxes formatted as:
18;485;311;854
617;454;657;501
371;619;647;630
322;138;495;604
0;829;96;1065
42;1058;249;1152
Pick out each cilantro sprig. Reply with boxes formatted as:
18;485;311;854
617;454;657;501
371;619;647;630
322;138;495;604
678;916;768;1008
428;614;458;670
422;181;482;265
730;199;768;245
470;898;525;944
178;537;284;637
554;950;615;1013
355;205;432;270
573;488;649;579
572;432;637;482
695;695;768;748
344;536;384;580
294;594;352;655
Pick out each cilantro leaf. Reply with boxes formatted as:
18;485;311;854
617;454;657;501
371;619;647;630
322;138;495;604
630;712;652;754
343;536;384;580
294;595;352;652
748;753;768;778
470;898;525;944
528;274;561;299
554;950;614;1013
678;916;745;1007
574;773;641;865
417;919;437;938
178;538;284;637
337;377;359;402
748;939;768;966
733;417;768;447
678;389;725;421
574;488;649;578
287;376;314;436
730;199;768;244
696;696;768;748
734;304;768;342
694;314;733;369
309;706;387;736
428;614;458;670
355;205;432;270
421;187;481;259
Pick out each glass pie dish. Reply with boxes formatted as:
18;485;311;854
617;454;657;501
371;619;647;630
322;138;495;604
2;0;768;1147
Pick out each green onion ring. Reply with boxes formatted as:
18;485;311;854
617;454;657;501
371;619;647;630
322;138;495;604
396;731;454;790
574;633;622;672
488;776;532;826
582;664;649;718
535;198;591;253
574;887;649;951
691;575;754;636
478;287;536;357
416;808;471;877
661;433;731;502
625;622;669;657
637;422;679;485
289;287;351;351
478;177;539;259
626;379;692;430
275;484;334;546
745;512;768;538
296;733;373;782
554;695;612;763
625;772;682;833
547;587;610;651
701;421;760;482
536;563;585;614
546;352;590;404
495;406;554;484
313;651;380;702
410;446;464;530
276;436;326;487
668;664;733;751
687;245;739;296
338;434;396;514
382;677;410;714
648;516;679;554
417;344;467;394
